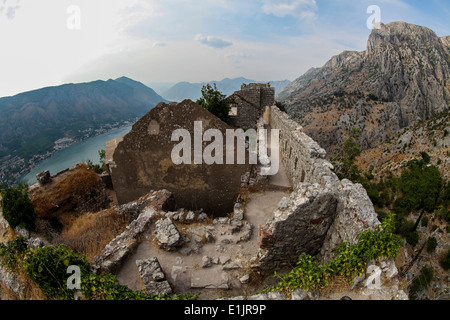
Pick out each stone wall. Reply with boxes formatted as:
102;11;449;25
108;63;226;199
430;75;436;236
109;100;251;217
254;106;380;270
229;83;275;129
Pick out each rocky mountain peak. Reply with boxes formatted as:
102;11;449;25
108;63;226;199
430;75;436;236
278;21;450;155
366;22;441;57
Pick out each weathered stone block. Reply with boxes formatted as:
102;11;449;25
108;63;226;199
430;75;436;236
155;218;184;251
36;170;51;186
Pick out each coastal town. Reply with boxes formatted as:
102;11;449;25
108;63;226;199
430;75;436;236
0;119;136;187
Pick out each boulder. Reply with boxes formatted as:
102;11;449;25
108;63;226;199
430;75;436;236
136;258;173;295
155;218;184;251
36;170;51;186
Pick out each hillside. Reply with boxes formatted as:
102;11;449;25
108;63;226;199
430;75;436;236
161;77;290;102
0;77;168;186
278;21;450;156
356;108;450;181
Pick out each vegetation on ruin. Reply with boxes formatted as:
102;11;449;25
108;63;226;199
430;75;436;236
262;214;402;295
0;236;197;300
275;101;287;113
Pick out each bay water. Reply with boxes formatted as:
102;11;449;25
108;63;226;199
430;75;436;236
20;125;132;185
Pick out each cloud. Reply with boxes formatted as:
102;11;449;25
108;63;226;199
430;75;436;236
262;0;318;19
0;0;21;20
224;51;250;59
152;41;167;48
195;33;233;49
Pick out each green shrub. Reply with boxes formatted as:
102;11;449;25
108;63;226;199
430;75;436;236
1;183;36;231
405;230;419;247
263;213;402;295
408;265;434;300
421;216;429;227
396;218;419;247
0;236;29;271
392;159;442;215
426;237;438;253
441;250;450;270
24;244;91;300
81;273;197;301
2;238;197;301
270;253;329;294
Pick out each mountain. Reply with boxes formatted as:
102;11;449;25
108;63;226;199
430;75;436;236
0;77;168;185
161;77;290;102
356;108;450;181
278;21;450;155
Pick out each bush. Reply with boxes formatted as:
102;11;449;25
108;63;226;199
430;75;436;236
24;244;91;300
426;237;438;252
0;183;36;231
405;230;419;247
263;214;402;295
421;216;429;227
275;101;287;113
441;250;450;270
0;236;29;271
393;161;442;214
1;237;197;301
408;265;434;300
81;273;197;301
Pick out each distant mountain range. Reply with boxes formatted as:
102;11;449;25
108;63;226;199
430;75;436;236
0;76;168;185
156;77;291;102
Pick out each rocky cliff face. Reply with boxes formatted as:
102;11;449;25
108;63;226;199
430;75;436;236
278;21;450;155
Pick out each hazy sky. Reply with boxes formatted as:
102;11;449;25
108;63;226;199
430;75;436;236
0;0;449;97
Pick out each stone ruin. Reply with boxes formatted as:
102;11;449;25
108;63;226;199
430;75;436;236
0;84;407;300
108;99;252;216
254;105;380;269
91;85;382;298
104;84;380;271
228;83;275;129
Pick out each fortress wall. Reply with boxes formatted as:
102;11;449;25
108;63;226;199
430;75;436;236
267;105;340;188
254;106;380;270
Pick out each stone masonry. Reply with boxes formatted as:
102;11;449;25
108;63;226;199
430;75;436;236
108;100;252;216
253;106;380;270
228;83;275;129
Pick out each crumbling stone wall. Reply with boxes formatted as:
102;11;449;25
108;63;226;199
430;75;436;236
109;100;251;216
254;106;380;270
229;83;275;129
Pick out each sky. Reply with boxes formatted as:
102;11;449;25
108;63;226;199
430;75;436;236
0;0;449;98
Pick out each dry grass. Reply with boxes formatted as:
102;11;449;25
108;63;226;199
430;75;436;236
56;208;132;263
0;262;47;300
31;163;109;220
318;275;352;298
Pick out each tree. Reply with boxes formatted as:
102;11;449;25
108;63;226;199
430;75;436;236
196;84;230;124
275;101;287;113
393;159;443;214
86;149;107;174
335;127;361;181
0;183;36;231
